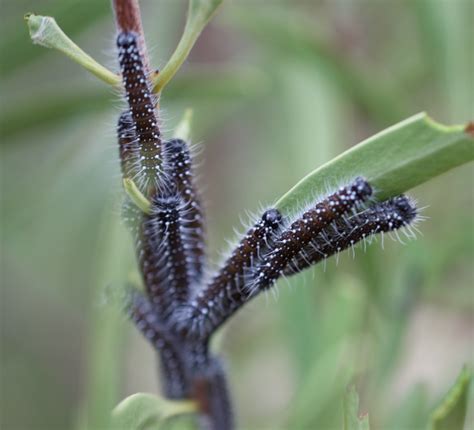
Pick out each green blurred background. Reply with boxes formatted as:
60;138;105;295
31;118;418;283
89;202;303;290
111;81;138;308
1;0;473;429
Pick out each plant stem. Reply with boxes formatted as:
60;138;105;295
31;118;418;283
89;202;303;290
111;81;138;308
111;2;230;428
151;0;225;94
112;0;151;76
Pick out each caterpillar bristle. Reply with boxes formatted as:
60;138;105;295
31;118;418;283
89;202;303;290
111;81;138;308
283;194;419;277
117;31;164;194
174;208;283;339
145;195;198;318
163;138;206;286
117;110;138;178
249;177;372;294
126;289;190;398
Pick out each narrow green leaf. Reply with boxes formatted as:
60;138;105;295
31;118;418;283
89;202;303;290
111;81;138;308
174;108;194;141
75;212;132;430
152;0;225;93
123;178;152;215
111;393;197;430
3;0;110;76
25;14;120;86
276;113;473;217
343;386;370;430
286;338;355;428
429;367;472;430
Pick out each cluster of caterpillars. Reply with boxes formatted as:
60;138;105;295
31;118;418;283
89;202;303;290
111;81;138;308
116;31;419;430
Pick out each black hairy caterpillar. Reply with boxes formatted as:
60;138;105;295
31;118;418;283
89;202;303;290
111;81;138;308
163;139;206;285
120;152;419;430
117;31;163;192
126;289;190;398
117;110;138;179
249;177;372;293
122;140;206;313
175;178;373;339
142;195;197;318
283;195;418;276
174;208;283;339
122;195;196;319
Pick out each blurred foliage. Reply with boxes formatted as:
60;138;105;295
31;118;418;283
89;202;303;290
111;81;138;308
1;1;473;429
110;392;197;430
343;386;370;430
429;367;472;430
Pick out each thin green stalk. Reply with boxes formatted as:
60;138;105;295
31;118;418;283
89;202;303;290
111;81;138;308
75;209;131;430
123;178;152;214
152;0;224;93
25;14;119;86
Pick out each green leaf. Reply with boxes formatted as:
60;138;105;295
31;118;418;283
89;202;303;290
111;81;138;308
123;178;152;215
343;386;370;430
111;393;197;430
25;13;119;86
429;367;472;430
152;0;225;93
74;212;133;430
286;337;356;428
3;0;110;77
174;108;194;141
275;113;474;217
386;383;428;430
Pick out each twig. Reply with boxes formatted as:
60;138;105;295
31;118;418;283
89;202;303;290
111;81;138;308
112;0;151;74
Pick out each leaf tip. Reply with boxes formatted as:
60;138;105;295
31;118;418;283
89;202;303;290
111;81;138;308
25;14;56;47
429;366;472;430
424;113;469;133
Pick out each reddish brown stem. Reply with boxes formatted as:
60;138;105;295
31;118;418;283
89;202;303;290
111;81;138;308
112;0;151;73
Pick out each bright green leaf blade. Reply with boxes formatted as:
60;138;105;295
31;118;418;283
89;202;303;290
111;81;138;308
343;386;370;430
276;113;473;216
429;367;472;430
111;393;197;430
152;0;225;93
25;14;120;86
